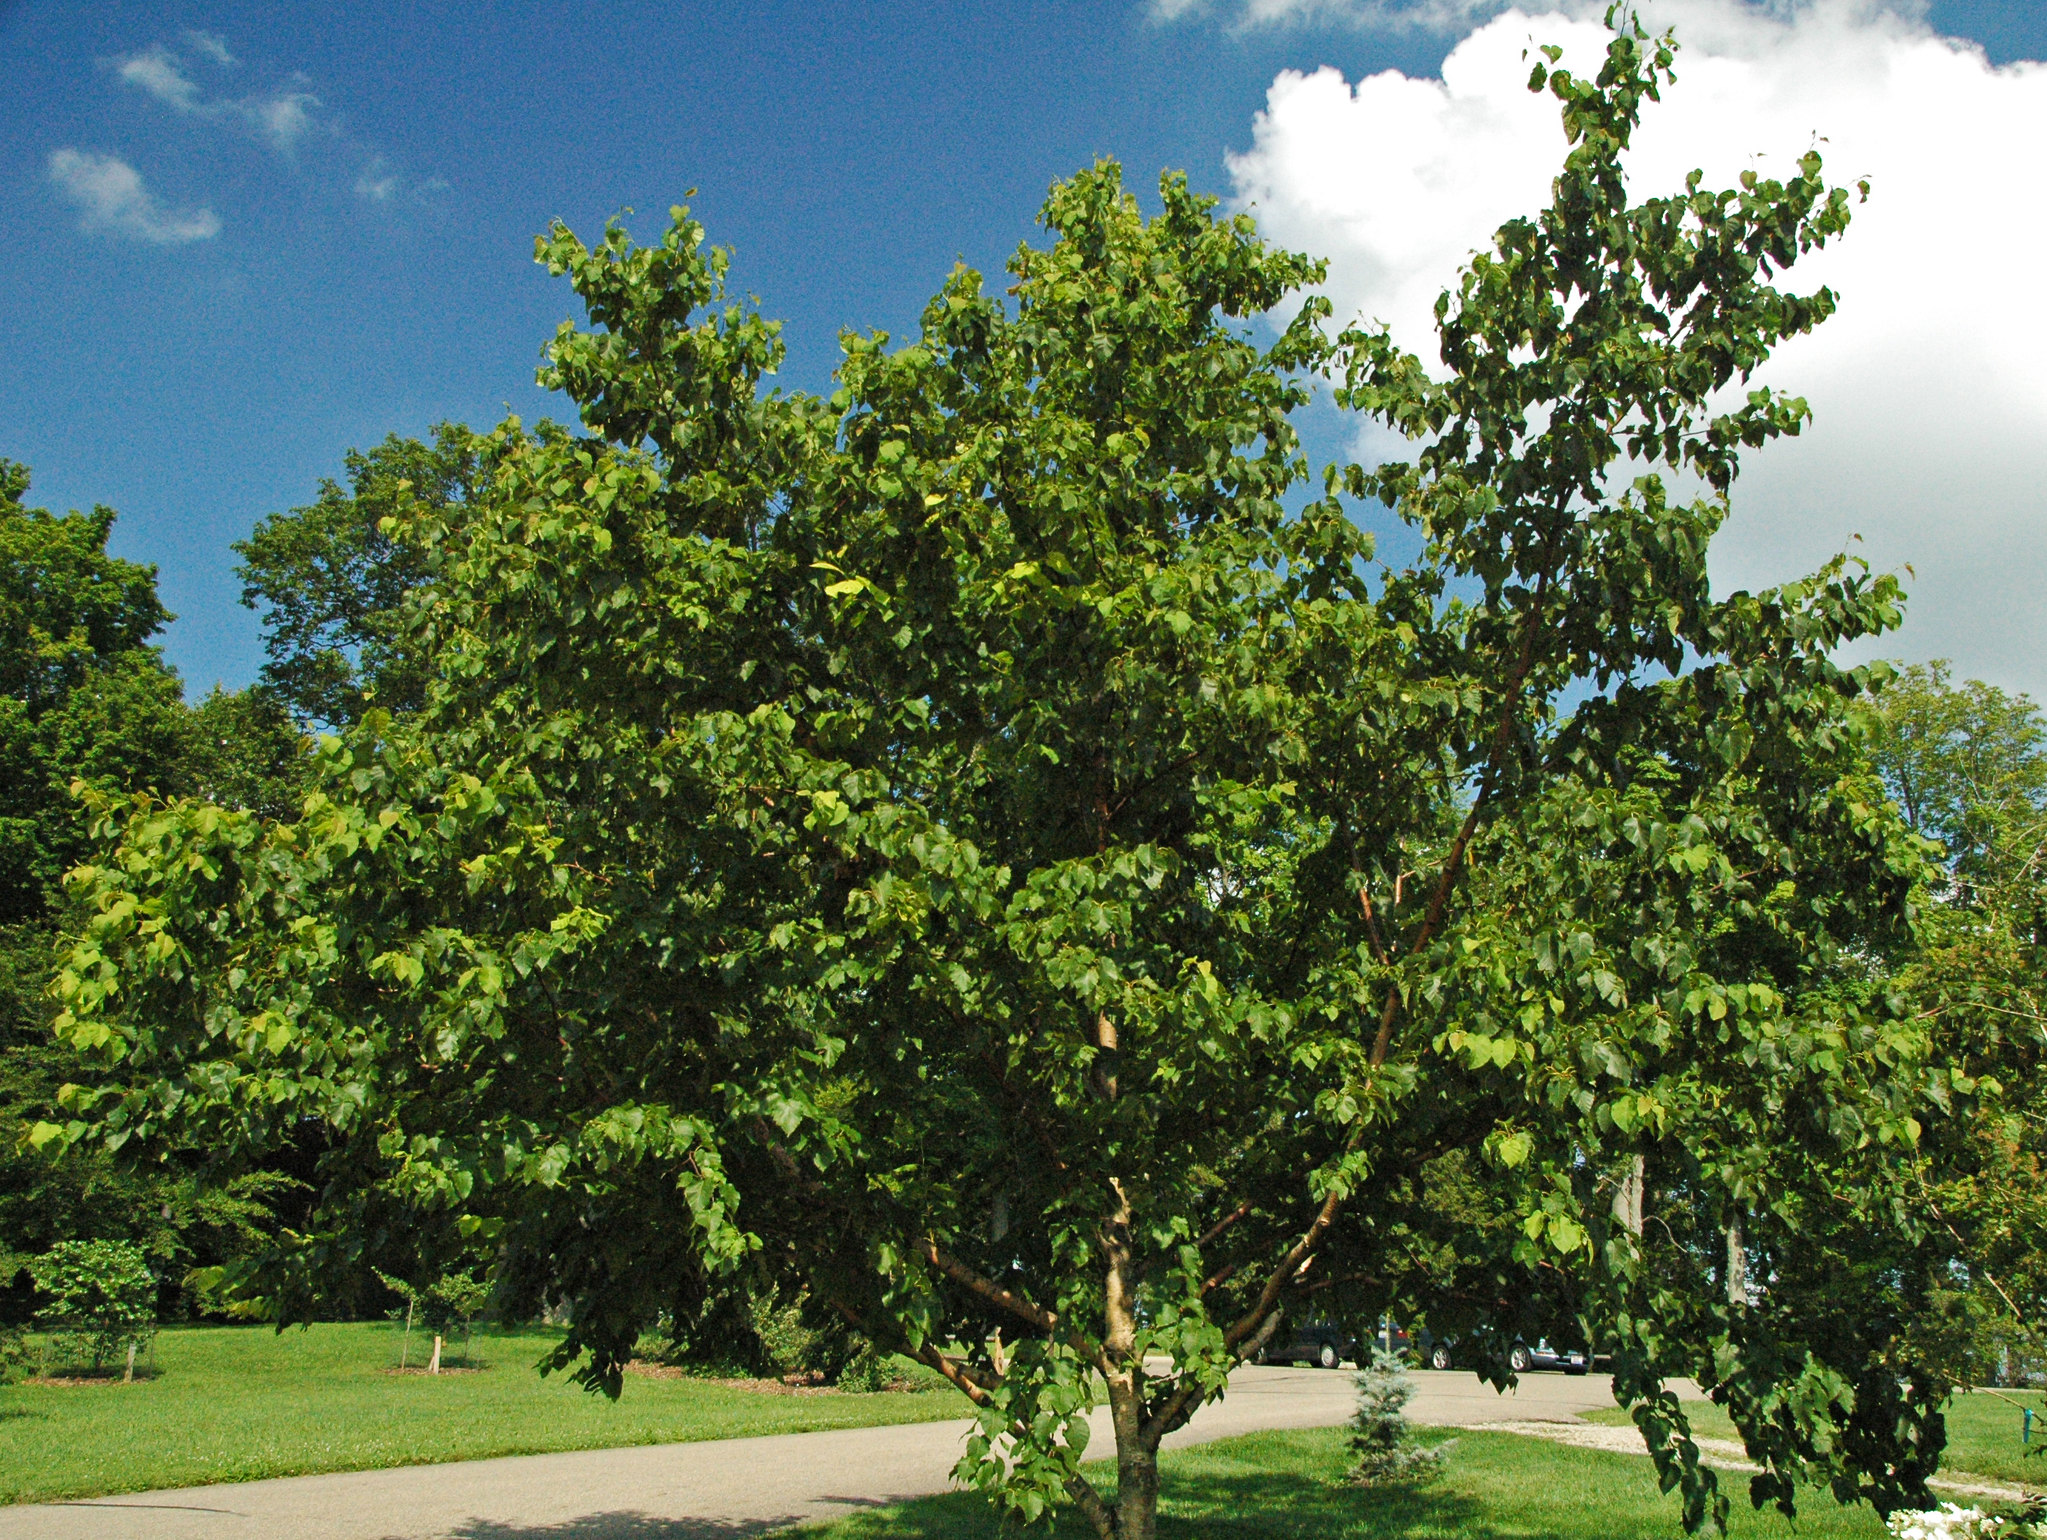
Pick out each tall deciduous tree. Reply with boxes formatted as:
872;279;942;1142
0;461;182;924
0;461;301;1309
235;423;487;730
50;25;1952;1536
1870;661;2047;912
1869;664;2047;1393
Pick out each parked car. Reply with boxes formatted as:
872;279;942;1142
1253;1316;1588;1375
1412;1328;1588;1375
1253;1317;1356;1369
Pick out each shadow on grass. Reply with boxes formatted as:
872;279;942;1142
389;1471;1496;1540
817;1467;1502;1539
1160;1466;1493;1537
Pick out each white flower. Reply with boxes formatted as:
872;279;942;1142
1886;1503;2009;1540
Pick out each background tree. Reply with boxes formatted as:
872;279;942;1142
0;460;300;1316
1870;661;2046;916
181;686;312;821
0;460;183;924
27;1238;154;1378
235;423;485;730
1867;665;2047;1393
49;23;1959;1539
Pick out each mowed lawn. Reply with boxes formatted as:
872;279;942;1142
0;1321;963;1505
1582;1393;2047;1488
803;1428;1895;1539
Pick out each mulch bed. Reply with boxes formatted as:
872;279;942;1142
624;1362;841;1395
621;1362;931;1395
19;1370;161;1387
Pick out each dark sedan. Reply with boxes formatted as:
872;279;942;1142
1413;1328;1588;1374
1252;1317;1356;1369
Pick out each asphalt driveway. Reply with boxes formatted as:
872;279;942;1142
0;1366;1629;1539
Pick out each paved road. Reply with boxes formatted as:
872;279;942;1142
0;1366;1628;1540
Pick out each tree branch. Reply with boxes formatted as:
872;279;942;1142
1370;554;1559;1068
1196;1200;1252;1251
1357;883;1392;967
1200;1262;1240;1297
1293;1269;1383;1298
1142;1309;1284;1445
1140;1182;1343;1445
921;1238;1060;1336
908;1341;998;1405
1064;1472;1118;1539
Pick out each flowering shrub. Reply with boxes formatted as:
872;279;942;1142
1887;1504;2014;1540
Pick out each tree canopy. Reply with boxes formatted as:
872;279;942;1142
235;423;487;730
46;23;1968;1538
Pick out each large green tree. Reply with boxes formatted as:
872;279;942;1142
50;25;1953;1536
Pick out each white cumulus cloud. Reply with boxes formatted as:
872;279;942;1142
115;45;203;110
355;155;400;202
244;88;320;151
111;40;323;154
1227;0;2047;697
1155;0;1507;27
48;149;220;244
183;30;236;66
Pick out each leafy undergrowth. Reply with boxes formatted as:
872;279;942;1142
0;1321;956;1505
802;1428;1897;1539
1581;1395;2047;1488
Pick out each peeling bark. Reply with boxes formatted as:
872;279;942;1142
1613;1154;1645;1238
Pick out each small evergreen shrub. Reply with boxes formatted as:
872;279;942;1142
1345;1348;1444;1487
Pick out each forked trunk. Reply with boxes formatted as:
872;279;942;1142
1074;1178;1165;1540
1071;1373;1166;1540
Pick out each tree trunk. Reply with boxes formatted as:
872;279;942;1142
1725;1215;1747;1306
428;1334;442;1375
1111;1424;1159;1540
124;1341;136;1383
1077;1177;1164;1540
400;1298;414;1370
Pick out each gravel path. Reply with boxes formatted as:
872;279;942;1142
1470;1418;2036;1504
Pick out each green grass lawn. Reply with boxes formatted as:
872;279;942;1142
1582;1392;2047;1488
800;1427;1897;1539
0;1321;964;1505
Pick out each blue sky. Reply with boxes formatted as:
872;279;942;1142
5;0;2044;695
